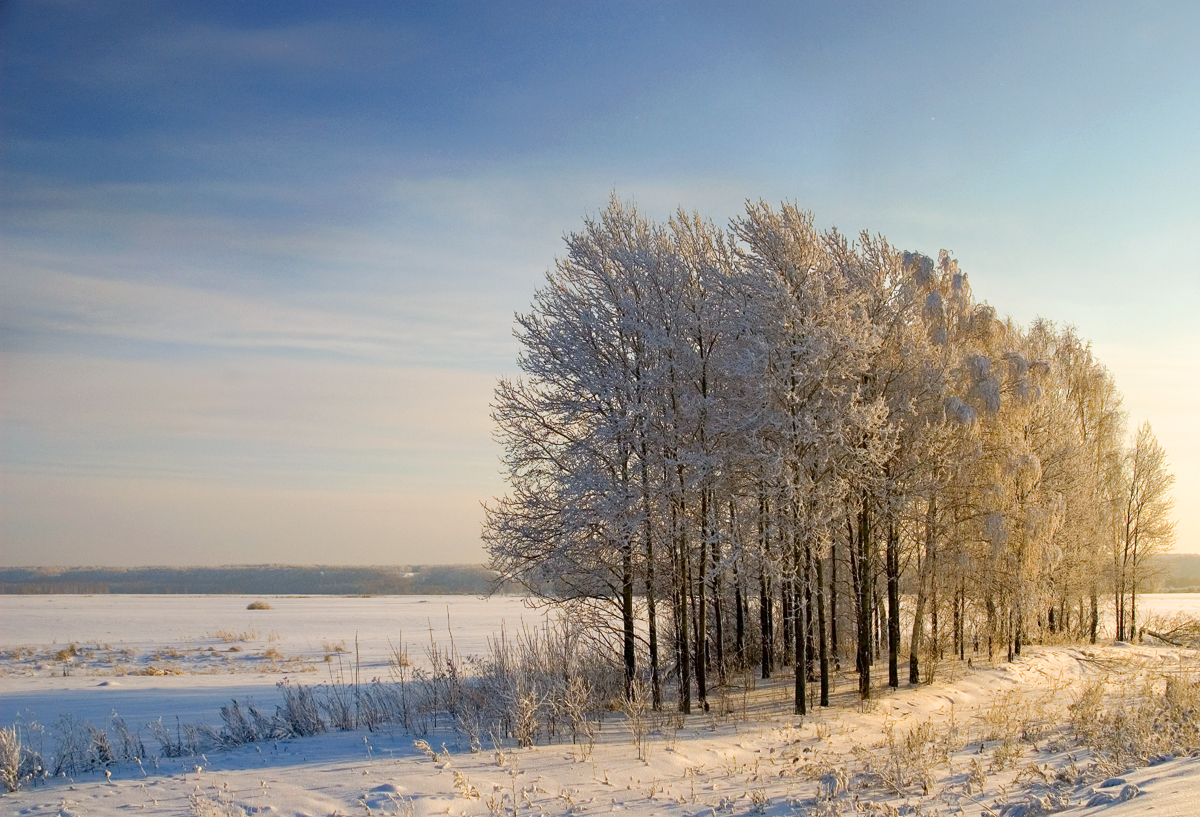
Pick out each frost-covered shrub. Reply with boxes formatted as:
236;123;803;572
9;613;626;776
147;717;185;758
51;714;115;776
277;680;325;737
1070;666;1200;766
111;716;145;762
218;700;258;747
0;727;19;792
318;681;356;732
458;613;622;748
0;721;46;793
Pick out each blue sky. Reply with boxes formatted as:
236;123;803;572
2;1;1197;565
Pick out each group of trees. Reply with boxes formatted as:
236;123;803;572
484;197;1176;714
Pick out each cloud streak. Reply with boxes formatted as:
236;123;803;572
2;267;515;366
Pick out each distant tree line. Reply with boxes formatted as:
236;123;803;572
1154;554;1200;592
0;565;512;596
484;197;1177;714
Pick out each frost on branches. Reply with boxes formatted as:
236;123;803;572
484;196;1175;713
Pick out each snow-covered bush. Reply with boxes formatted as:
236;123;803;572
1071;667;1200;766
276;681;325;737
51;714;115;776
0;727;19;792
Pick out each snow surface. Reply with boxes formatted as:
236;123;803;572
3;594;1200;816
1;594;545;728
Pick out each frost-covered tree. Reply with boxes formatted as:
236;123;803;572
1048;327;1125;643
1114;422;1176;640
734;202;889;710
484;198;673;696
485;194;1177;709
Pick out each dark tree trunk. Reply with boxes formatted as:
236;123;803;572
1015;607;1023;657
622;537;636;698
782;574;794;666
805;542;816;682
641;449;661;709
856;498;873;700
696;491;709;712
758;491;773;679
793;529;807;715
1089;587;1099;645
816;549;829;707
712;528;726;686
733;539;746;669
849;514;861;677
886;521;900;690
674;492;692;714
830;532;839;666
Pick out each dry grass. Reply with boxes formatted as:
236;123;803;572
189;788;247;817
873;718;953;794
0;726;20;792
1068;655;1200;769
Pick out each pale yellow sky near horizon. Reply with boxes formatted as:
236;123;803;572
0;316;1195;567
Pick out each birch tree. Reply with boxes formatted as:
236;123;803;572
1115;422;1176;640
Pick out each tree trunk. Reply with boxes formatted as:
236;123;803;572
909;494;936;685
782;572;794;666
674;493;692;714
856;497;873;700
696;491;709;712
619;455;637;699
805;542;816;682
1014;606;1023;657
794;528;807;715
712;526;726;686
641;448;661;709
1131;570;1139;642
734;561;745;669
1089;587;1098;645
817;549;829;706
622;536;636;698
957;580;966;661
886;521;900;689
830;532;839;667
848;511;860;674
759;491;773;679
930;541;939;660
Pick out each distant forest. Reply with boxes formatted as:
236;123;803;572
0;564;514;595
2;557;1195;595
1158;554;1200;592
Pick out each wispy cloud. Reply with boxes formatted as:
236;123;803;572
2;265;515;366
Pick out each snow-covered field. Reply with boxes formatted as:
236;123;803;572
3;594;1200;816
1;594;547;732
